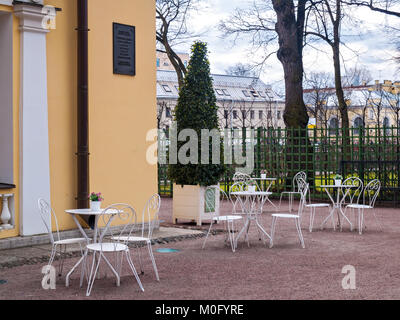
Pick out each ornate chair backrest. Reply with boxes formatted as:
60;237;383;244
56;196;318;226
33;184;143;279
363;179;381;208
98;204;138;249
38;198;60;244
233;172;252;184
297;180;309;219
141;194;161;239
293;171;307;192
229;182;249;214
205;186;236;219
340;177;363;206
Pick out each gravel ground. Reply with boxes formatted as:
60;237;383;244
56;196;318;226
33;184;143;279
0;199;399;300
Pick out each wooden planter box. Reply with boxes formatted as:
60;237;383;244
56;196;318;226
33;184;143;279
172;184;220;226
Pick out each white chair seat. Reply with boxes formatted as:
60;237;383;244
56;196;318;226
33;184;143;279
213;215;243;222
306;203;330;208
54;238;88;245
272;213;299;219
112;236;150;243
86;242;128;252
347;204;373;209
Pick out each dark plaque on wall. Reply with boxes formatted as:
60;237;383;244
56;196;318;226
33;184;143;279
113;23;135;76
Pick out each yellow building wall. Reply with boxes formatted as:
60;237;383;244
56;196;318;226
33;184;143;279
44;0;157;231
0;4;20;239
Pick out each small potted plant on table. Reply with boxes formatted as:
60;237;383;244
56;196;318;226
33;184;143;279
334;174;343;186
260;170;267;179
89;192;104;211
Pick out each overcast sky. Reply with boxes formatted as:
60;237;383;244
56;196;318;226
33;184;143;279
172;0;400;92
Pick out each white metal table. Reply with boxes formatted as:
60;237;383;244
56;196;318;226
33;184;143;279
64;208;119;287
252;178;277;211
320;185;356;231
230;191;272;248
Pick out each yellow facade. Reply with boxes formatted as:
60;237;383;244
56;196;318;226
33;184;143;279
0;0;157;238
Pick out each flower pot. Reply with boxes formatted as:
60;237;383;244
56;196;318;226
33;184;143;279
90;201;101;211
334;179;342;186
248;186;256;193
261;174;267;179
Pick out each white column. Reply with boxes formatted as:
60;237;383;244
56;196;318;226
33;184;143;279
14;4;51;236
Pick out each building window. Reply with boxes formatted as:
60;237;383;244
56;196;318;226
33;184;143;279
233;110;238;119
259;110;263;119
267;111;272;119
369;109;374;120
353;117;364;135
222;89;231;96
383;117;390;134
215;89;224;96
250;90;259;97
242;110;247;119
162;84;172;93
250;110;255;120
224;110;228;119
242;90;250;97
277;111;281;120
329;117;339;135
166;107;172;118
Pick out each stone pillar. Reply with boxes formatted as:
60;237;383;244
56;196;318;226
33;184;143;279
14;4;53;236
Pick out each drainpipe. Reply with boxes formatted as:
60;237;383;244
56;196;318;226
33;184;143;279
76;0;89;210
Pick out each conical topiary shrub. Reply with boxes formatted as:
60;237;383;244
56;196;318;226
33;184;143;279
168;41;225;186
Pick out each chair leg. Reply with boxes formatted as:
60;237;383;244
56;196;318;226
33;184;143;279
270;216;277;248
86;251;102;297
202;221;214;250
48;244;57;268
137;245;144;275
126;251;145;292
147;241;160;281
295;218;305;249
227;220;236;253
309;207;314;233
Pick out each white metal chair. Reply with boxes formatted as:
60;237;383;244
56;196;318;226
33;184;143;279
270;180;309;249
83;203;144;296
305;199;331;233
112;194;161;281
346;179;382;235
37;198;88;280
279;171;307;212
202;186;243;252
340;177;364;231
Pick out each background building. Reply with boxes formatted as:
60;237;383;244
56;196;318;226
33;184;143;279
304;80;400;133
157;69;285;132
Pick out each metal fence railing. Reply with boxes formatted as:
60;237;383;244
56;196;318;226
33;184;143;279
158;126;400;205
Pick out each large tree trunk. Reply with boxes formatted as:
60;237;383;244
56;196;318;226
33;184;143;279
272;0;312;189
273;0;309;129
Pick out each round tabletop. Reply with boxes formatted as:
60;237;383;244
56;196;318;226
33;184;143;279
65;208;120;215
252;178;277;181
231;191;273;196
